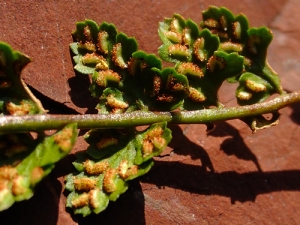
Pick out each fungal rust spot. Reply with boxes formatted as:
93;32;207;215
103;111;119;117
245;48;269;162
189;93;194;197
142;140;154;157
210;29;228;39
170;17;182;33
106;94;129;110
232;21;241;39
12;175;26;196
123;165;138;179
117;160;139;179
203;19;220;28
71;192;89;208
95;70;121;87
168;44;190;58
193;38;207;62
78;41;96;52
96;137;118;150
248;34;261;54
182;28;192;46
84;160;108;175
165;31;182;44
237;91;252;100
6;100;32;116
188;87;206;102
30;167;44;185
83;26;93;41
82;53;108;69
112;43;128;69
53;127;74;152
207;55;226;72
103;168;117;193
142;127;165;157
245;79;267;92
220;15;228;30
74;177;97;191
89;188;102;209
156;94;174;102
0;165;18;180
220;42;243;53
152;75;161;97
97;31;109;54
177;62;204;78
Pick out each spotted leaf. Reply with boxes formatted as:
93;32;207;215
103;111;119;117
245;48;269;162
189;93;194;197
65;122;171;216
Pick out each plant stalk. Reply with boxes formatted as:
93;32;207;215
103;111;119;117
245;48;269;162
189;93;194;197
0;92;299;133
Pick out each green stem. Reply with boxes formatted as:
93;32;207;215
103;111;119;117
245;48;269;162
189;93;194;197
0;92;299;133
171;91;299;124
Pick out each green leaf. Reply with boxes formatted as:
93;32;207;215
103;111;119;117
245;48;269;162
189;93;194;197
65;122;171;216
134;122;172;164
158;13;248;110
236;72;275;105
0;42;78;211
115;33;138;66
181;51;244;110
158;14;200;63
148;67;189;110
70;19;138;77
95;88;133;114
84;128;134;160
89;47;193;112
200;6;284;103
71;20;142;113
0;124;78;211
65;6;291;218
201;6;249;42
131;50;162;72
0;42;45;116
73;19;99;43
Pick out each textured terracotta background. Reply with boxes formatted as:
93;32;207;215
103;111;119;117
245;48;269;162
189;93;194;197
0;0;300;224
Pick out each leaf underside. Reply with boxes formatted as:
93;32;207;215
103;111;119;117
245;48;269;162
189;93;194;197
66;7;284;216
0;4;286;216
66;6;286;216
65;122;171;216
0;42;78;211
0;4;287;216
